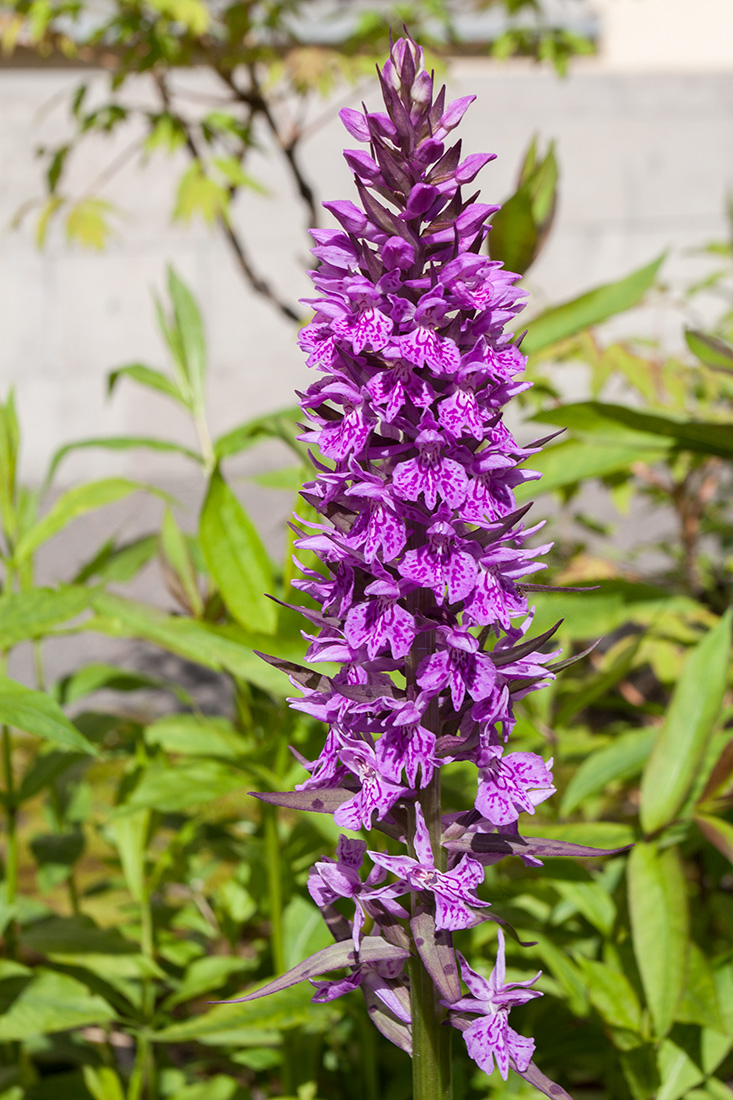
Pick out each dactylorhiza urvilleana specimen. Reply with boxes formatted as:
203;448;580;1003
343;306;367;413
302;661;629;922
228;37;623;1100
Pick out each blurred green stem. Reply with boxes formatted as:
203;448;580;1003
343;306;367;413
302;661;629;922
2;723;18;960
129;890;157;1100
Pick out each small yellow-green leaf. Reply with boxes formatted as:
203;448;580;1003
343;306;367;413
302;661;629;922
0;969;115;1040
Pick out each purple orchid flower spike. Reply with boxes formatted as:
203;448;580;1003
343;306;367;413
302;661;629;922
308;836;409;951
368;803;490;931
446;930;543;1080
245;34;601;1100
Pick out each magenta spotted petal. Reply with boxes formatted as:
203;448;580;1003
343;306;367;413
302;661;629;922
475;748;555;826
393;428;468;511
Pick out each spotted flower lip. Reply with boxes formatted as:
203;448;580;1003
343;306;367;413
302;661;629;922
251;33;571;1094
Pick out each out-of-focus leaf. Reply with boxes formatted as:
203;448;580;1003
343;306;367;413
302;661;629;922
30;830;84;891
121;760;247;813
640;611;731;834
14;478;161;564
85;592;301;696
174;162;228;225
168;1076;243;1100
549;866;617;935
110;810;149;903
160;508;204;616
56;662;190;706
532;401;733;461
152;984;333;1045
214;407;306;463
579;957;643;1034
164;956;255;1010
145;714;245;758
530;579;707;640
556;636;640;724
0;390;20;538
199;468;277;634
73;534;158;585
46;436;201;487
561;730;656;816
0;969;115;1040
685;328;733;373
676;943;726;1032
107;362;187;406
620;1046;660;1100
0;586;89;651
65;198;116;250
82;1066;126;1100
167;266;207;411
627;841;689;1038
489;136;557;275
282;895;333;972
516;438;666;499
695;814;733;864
523;254;664;355
656;1035;705;1100
0;679;97;755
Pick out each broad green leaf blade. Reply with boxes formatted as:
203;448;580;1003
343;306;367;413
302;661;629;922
0;586;89;651
531;402;733;460
168;266;207;409
529;578;708;640
82;1066;126;1100
107;362;188;404
56;662;191;706
152;984;330;1046
561;730;656;816
199;468;277;634
523;254;664;356
46;436;201;487
145;714;245;758
0;968;115;1040
640;611;732;835
685;328;733;373
14;478;161;564
627;841;689;1038
0;679;97;755
579;957;643;1033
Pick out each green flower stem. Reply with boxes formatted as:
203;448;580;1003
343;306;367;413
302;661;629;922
2;723;18;960
409;773;453;1100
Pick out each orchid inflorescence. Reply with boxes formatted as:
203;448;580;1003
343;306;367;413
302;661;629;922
234;36;619;1098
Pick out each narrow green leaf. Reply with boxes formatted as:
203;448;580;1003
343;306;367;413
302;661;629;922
107;362;187;405
627;841;689;1038
121;760;247;813
0;968;115;1040
86;591;303;696
516;438;667;500
640;611;731;834
532;401;733;461
0;586;89;651
529;579;708;641
56;662;190;706
145;714;245;758
676;942;726;1032
579;957;643;1033
561;729;656;816
489;186;538;276
82;1066;126;1100
14;478;159;564
0;389;20;539
685;328;733;373
46;436;201;487
167;266;207;409
0;679;97;755
523;254;664;355
73;534;158;585
656;1036;705;1100
214;407;306;463
199;468;276;634
160;508;204;616
110;810;149;903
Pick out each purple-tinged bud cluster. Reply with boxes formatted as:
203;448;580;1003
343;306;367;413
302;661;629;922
238;37;618;1098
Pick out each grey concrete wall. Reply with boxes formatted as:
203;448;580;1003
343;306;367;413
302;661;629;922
1;60;732;489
